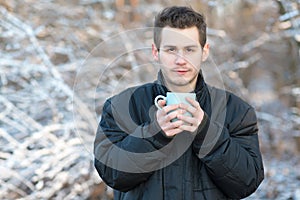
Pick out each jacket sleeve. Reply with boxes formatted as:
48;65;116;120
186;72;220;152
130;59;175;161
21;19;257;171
94;98;172;192
193;105;264;199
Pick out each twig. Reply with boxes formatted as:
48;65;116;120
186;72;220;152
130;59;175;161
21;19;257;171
0;7;97;130
240;33;270;55
0;179;27;198
0;95;43;131
0;166;35;192
0;128;20;147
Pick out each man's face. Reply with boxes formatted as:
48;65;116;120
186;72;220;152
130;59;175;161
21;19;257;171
152;26;209;92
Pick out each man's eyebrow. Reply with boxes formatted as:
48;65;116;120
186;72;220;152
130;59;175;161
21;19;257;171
184;45;199;48
161;45;176;48
162;45;199;48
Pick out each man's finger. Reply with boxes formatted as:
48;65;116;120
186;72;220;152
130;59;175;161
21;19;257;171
157;99;166;108
186;97;200;109
162;104;180;114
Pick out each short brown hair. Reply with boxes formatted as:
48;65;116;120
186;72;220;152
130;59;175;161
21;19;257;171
154;6;207;49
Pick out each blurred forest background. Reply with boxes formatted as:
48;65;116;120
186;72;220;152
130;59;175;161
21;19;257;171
0;0;299;199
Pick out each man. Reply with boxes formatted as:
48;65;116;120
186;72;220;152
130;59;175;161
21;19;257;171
94;6;264;200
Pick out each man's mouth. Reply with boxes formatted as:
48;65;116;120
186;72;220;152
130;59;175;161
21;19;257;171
175;69;189;75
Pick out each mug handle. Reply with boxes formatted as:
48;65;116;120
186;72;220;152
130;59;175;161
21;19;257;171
154;95;166;110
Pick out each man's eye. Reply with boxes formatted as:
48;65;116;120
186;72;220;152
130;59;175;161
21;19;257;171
166;48;176;52
186;48;195;52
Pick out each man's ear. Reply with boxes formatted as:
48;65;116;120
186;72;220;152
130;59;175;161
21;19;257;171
201;43;210;62
152;43;159;61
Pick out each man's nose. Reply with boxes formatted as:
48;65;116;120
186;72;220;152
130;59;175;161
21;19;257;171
175;51;187;65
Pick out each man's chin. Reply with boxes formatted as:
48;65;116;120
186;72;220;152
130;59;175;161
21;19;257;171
171;81;194;89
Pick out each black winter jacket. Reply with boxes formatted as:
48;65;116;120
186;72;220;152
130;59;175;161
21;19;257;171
94;71;264;200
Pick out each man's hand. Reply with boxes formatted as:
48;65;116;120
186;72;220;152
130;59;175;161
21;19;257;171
177;97;204;133
156;97;204;137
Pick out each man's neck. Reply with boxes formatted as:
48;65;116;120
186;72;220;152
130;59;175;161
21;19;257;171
166;83;196;93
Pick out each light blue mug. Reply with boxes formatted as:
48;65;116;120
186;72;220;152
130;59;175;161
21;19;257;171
154;92;196;121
